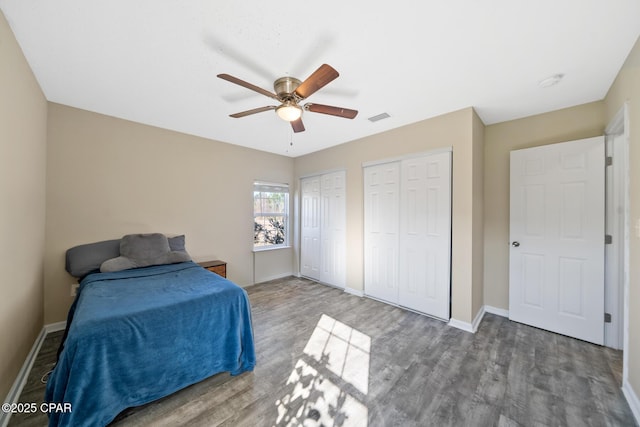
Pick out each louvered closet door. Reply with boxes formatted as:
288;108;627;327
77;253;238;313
301;176;321;280
320;171;346;288
398;152;451;319
364;162;400;303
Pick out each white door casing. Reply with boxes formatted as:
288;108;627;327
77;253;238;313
604;132;626;349
398;152;452;319
509;136;605;345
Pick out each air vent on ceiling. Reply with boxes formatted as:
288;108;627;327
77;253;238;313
368;112;390;122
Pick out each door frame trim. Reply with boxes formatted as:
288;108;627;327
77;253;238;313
605;102;630;381
298;167;347;180
362;146;452;168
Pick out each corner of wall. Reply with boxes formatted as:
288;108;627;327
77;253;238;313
0;8;47;401
471;108;486;318
622;380;640;425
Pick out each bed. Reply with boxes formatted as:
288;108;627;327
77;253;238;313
45;234;256;427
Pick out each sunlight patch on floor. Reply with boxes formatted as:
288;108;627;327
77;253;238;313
274;314;371;426
303;314;371;395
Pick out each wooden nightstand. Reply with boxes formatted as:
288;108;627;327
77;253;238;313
198;260;227;278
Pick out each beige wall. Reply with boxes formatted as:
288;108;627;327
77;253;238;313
483;102;605;310
0;11;47;399
45;104;294;323
294;107;484;324
604;35;640;402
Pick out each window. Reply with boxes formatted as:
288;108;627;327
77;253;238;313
253;182;289;249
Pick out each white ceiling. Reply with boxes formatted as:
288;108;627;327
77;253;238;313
1;1;639;157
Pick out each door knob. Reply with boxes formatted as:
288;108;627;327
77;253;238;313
512;241;520;247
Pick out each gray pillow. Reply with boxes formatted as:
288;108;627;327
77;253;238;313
100;233;191;273
66;239;121;278
168;234;186;252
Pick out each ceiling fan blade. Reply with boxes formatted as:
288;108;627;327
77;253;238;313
305;103;358;119
229;106;276;118
291;118;305;133
217;74;279;100
294;64;339;99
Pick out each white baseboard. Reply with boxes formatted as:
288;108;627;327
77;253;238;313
1;329;45;427
252;272;294;285
343;287;364;297
448;306;486;334
1;321;67;427
45;320;67;333
448;318;475;333
623;380;640;425
484;305;509;318
472;306;486;331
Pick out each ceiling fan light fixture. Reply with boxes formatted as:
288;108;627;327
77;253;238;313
276;102;302;122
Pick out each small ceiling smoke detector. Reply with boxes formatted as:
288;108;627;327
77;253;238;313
538;73;565;88
368;112;390;122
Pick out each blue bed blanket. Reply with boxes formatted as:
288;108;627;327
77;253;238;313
45;261;256;427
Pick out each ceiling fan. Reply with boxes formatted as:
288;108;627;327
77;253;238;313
217;64;358;133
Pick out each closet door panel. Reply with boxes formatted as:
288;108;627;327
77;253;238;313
301;176;321;280
301;171;346;288
320;171;346;288
364;163;400;303
398;152;451;319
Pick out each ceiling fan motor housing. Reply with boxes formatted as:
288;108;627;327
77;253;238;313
274;77;301;100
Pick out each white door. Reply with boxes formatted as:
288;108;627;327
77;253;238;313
320;171;346;288
509;136;605;345
364;162;400;303
398;152;451;319
301;176;321;280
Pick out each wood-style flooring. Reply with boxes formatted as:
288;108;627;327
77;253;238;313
9;277;637;426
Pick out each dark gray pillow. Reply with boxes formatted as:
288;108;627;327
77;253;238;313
100;233;191;273
66;239;121;278
168;235;186;252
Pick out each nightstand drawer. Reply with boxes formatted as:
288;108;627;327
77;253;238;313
198;260;227;278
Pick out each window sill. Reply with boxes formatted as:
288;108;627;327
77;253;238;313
253;245;291;253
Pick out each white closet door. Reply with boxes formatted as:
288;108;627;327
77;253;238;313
364;162;400;303
320;171;346;288
398;152;451;319
301;176;321;280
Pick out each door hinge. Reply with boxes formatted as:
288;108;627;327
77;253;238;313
606;156;613;166
604;313;612;323
605;235;612;244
